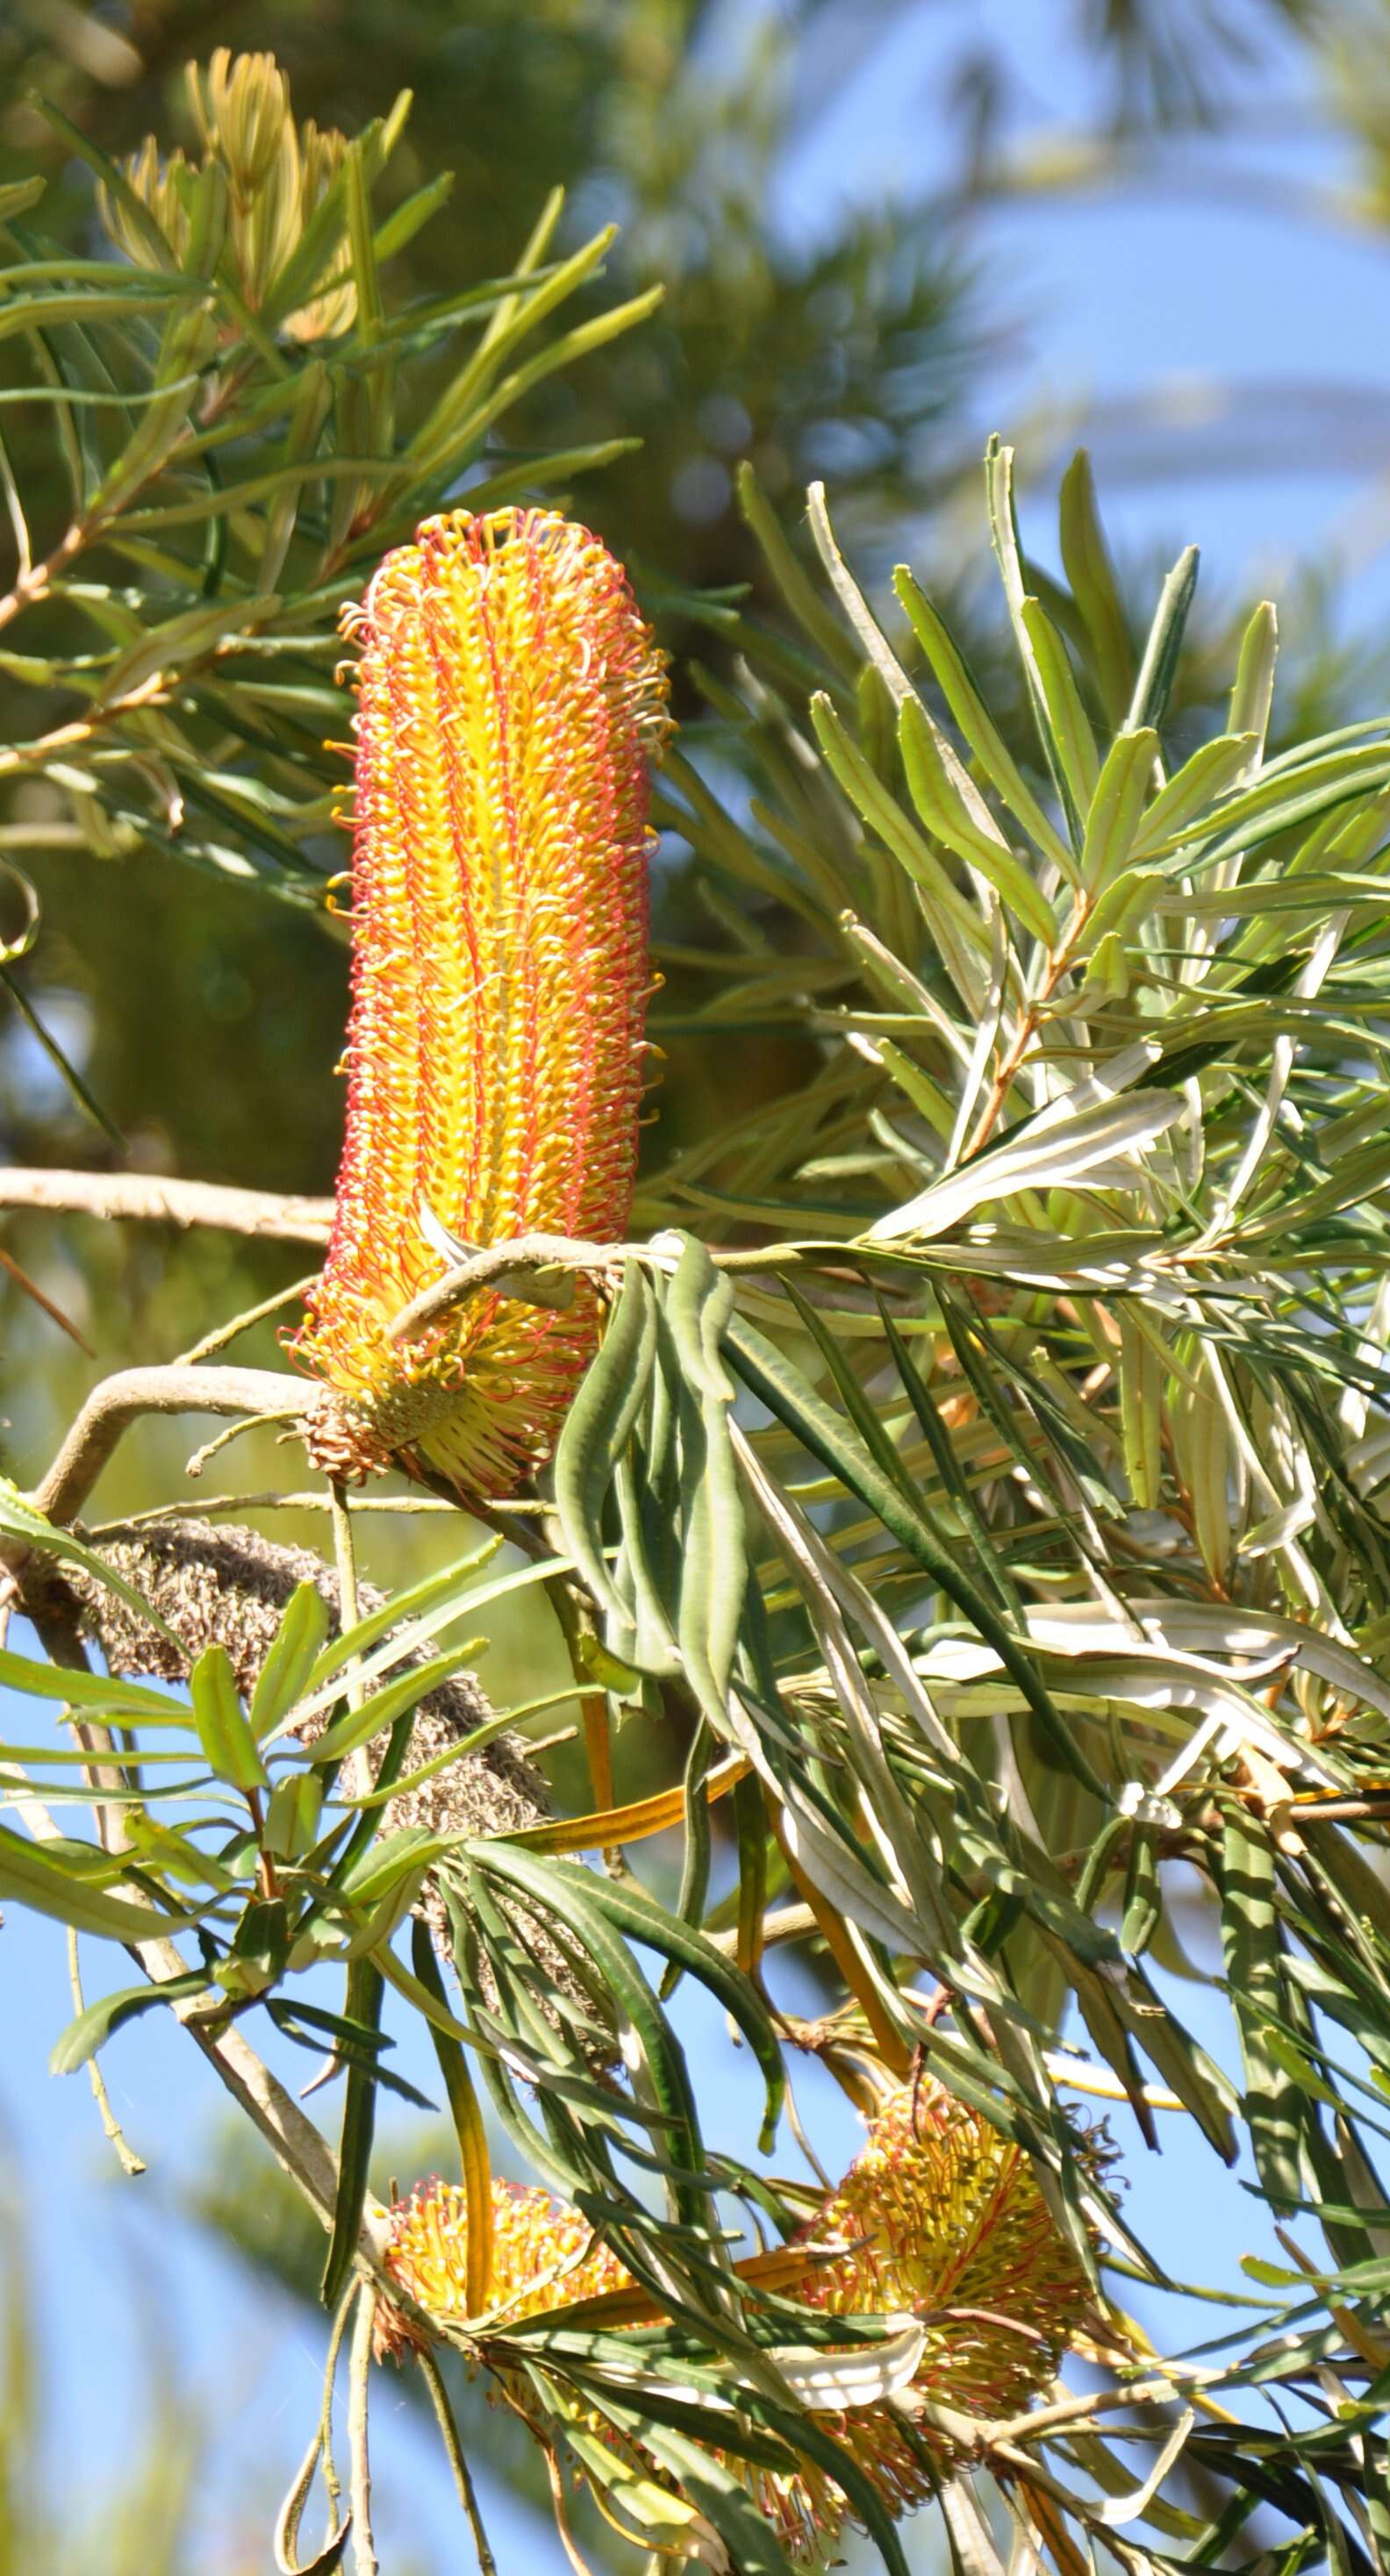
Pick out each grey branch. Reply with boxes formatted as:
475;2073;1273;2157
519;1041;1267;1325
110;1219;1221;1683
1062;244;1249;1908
0;1164;334;1244
33;1363;305;1528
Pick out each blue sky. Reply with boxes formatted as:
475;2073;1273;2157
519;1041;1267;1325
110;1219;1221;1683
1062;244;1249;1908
776;0;1390;633
5;6;1386;2571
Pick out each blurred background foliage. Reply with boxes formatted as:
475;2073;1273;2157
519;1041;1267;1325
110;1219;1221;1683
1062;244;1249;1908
2;0;1390;2567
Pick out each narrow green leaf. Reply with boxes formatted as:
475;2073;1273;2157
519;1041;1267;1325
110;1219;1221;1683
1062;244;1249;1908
50;1968;209;2074
1228;600;1279;764
553;1263;657;1621
1080;728;1158;891
1129;732;1259;857
1222;1816;1302;2211
1070;862;1167;962
657;754;831;934
411;1916;494;2313
308;1642;484;1769
985;436;1090;838
190;1644;269;1792
724;1312;1107;1798
250;1579;332;1737
32;98;175;267
616;2414;799;2576
1019;596;1100;814
1058;447;1136;727
320;1958;383;2308
412;221;618;465
893;564;1077;875
0;1822;196;1943
533;1852;785;2155
664;1238;745;1735
302;1532;501;1697
0;177;46;228
737;462;857;677
469;1842;708;2231
1126;543;1200;737
877;1295;1021;1619
898;697;1058;943
262;1770;326;1861
0;1478;184;1649
0;1640;181;1721
809;694;981;941
342;139;383;343
93;594;279;705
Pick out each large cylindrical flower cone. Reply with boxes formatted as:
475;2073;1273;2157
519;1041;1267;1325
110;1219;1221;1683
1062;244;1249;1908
379;2079;1099;2564
295;506;670;1499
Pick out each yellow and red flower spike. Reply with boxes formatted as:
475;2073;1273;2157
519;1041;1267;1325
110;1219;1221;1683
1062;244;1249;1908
378;2079;1100;2562
296;506;670;1498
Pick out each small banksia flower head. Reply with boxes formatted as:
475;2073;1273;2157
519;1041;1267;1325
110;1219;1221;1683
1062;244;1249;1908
775;2078;1098;2548
804;2078;1094;2418
295;506;670;1499
379;2174;632;2355
379;2079;1097;2564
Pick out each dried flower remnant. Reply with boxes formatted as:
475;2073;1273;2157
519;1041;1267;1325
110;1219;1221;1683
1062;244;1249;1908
98;50;355;343
40;1513;619;2050
297;506;670;1499
380;2079;1098;2561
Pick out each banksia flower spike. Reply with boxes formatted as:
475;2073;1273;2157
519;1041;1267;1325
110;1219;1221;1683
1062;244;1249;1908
379;2079;1099;2565
804;2078;1096;2422
296;507;670;1498
381;2175;633;2353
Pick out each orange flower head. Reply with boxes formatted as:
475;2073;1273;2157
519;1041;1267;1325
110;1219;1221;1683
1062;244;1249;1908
378;2079;1099;2564
295;506;670;1497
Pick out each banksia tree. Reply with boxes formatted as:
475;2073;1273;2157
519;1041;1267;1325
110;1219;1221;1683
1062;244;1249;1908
297;505;670;1496
9;48;1390;2576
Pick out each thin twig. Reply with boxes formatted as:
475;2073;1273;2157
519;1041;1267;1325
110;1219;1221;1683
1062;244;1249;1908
0;519;82;637
186;1409;302;1478
0;1243;93;1352
303;1481;373;2095
417;2347;499;2576
27;1363;305;1530
387;1234;614;1345
330;1478;371;1791
704;1901;817;1958
177;1272;320;1364
981;2364;1223;2451
88;1490;541;1530
66;1923;146;2176
320;2279;360;2535
348;2284;378;2576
